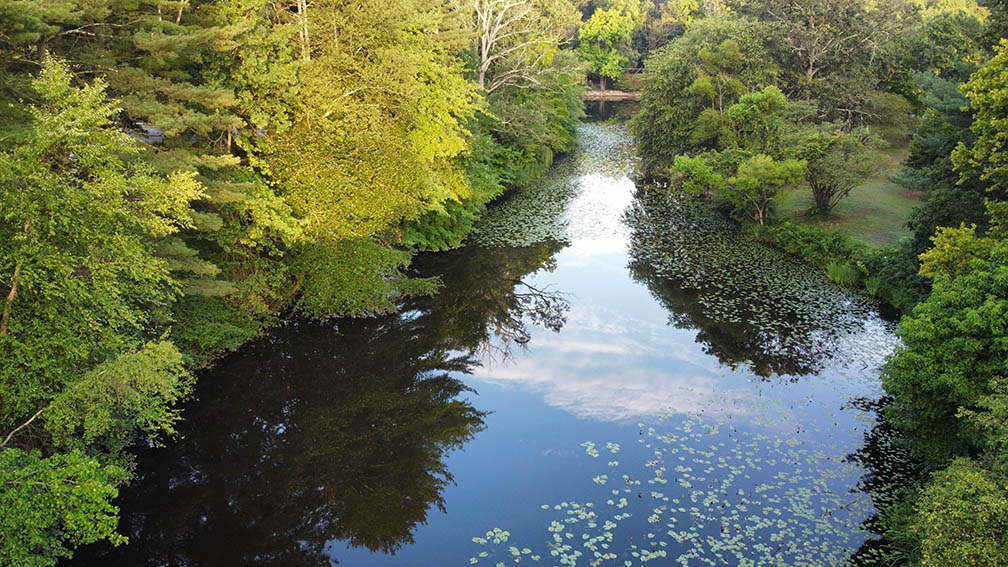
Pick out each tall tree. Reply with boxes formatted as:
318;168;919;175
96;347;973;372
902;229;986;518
731;0;916;121
0;58;200;426
798;125;886;216
578;7;634;91
0;58;200;567
456;0;579;93
256;0;479;316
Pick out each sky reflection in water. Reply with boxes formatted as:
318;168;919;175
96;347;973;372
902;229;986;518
342;124;898;567
66;123;899;567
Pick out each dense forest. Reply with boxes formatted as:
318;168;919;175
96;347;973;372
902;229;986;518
1;0;1006;565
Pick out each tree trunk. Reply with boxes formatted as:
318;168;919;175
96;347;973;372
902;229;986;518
601;75;607;92
298;0;310;61
1;262;19;336
1;221;28;336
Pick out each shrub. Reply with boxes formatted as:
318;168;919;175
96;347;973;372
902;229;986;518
864;276;882;296
826;261;860;286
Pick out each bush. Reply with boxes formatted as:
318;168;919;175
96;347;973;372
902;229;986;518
864;276;882;296
753;220;930;312
826;261;860;286
912;459;1008;567
751;220;863;266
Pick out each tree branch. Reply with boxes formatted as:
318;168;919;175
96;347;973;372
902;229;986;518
0;405;50;449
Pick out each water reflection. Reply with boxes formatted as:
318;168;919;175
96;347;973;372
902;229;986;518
844;397;925;567
626;189;881;378
70;241;571;567
66;122;901;567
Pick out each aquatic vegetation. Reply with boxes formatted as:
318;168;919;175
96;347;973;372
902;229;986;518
470;410;878;567
625;188;887;377
826;262;861;287
863;277;882;297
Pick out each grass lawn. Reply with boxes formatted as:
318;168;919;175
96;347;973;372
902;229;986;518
776;145;923;247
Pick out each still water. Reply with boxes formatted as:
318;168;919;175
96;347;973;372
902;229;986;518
70;123;899;567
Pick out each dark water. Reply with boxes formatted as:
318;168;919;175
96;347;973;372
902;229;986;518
69;124;899;567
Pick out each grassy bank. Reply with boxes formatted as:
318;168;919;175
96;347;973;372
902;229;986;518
752;146;931;313
776;146;922;247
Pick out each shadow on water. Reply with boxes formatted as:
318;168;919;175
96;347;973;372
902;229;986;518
843;397;926;567
68;241;569;567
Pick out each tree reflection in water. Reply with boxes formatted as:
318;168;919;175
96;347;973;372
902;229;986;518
626;188;876;378
843;397;925;567
70;240;570;567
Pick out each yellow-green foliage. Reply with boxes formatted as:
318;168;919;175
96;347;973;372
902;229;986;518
912;459;1008;567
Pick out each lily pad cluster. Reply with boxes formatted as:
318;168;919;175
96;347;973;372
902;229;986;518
470;409;878;567
470;124;637;247
625;188;889;378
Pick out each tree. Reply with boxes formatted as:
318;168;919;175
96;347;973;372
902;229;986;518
724;154;806;224
732;0;916;121
798;126;886;216
456;0;579;93
630;17;778;172
952;39;1008;198
0;58;201;567
254;0;480;317
578;7;634;91
882;202;1008;465
672;154;724;199
0;449;128;567
911;458;1008;567
722;85;791;155
0;58;200;426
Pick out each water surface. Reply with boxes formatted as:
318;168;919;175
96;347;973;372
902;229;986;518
70;123;898;567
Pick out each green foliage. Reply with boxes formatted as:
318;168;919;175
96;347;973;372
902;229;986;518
170;295;271;366
724;154;806;224
752;220;864;266
723;85;789;155
404;50;585;251
798;125;887;216
882;226;1008;465
911;459;1008;567
732;0;916;123
752;221;931;311
0;448;129;567
825;261;860;286
292;238;440;318
0;59;200;426
45;341;193;455
863;275;882;296
918;222;995;282
579;7;635;86
906;186;988;257
630;17;778;172
953;39;1008;198
910;9;987;80
672;154;725;199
